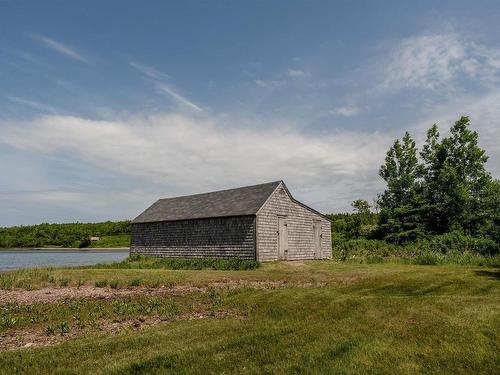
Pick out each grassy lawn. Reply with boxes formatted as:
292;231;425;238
0;261;499;374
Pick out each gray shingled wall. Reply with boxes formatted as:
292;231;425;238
256;183;332;261
130;216;256;259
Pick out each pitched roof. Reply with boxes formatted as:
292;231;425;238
132;181;282;223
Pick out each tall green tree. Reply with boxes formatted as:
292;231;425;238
378;132;423;242
379;132;419;209
351;199;371;215
419;116;493;235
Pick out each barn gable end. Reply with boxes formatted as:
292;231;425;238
256;182;332;261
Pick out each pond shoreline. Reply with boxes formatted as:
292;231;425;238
0;248;129;252
0;249;130;272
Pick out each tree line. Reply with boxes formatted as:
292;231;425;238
332;116;499;257
0;221;131;248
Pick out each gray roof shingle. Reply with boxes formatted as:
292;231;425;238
132;181;282;223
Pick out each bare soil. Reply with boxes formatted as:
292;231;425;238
0;285;203;306
0;280;293;306
0;310;242;351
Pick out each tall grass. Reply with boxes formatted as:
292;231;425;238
335;239;500;266
80;255;260;271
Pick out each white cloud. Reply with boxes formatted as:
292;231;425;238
286;69;308;78
0;189;154;226
254;79;285;89
329;106;360;117
382;33;500;90
30;34;92;65
0;113;392;213
411;90;500;178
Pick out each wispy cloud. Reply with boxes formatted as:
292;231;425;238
156;84;203;112
30;33;92;65
382;33;500;91
329;106;361;117
129;61;202;112
254;79;285;89
4;96;58;114
129;61;170;80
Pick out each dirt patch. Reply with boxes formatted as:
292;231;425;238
0;285;203;306
0;310;242;351
283;261;307;267
0;278;337;307
0;281;295;306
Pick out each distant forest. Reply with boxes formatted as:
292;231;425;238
0;221;131;248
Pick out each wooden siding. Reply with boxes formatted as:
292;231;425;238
130;216;256;259
256;183;332;261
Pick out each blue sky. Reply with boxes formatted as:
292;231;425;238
1;1;500;226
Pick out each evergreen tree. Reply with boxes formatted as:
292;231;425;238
419;116;493;235
378;132;423;243
379;132;419;209
377;116;498;245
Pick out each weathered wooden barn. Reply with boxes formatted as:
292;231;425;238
130;181;331;261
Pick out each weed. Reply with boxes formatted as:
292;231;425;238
58;277;71;287
129;278;142;287
73;315;86;330
0;275;14;290
109;280;120;289
29;309;42;324
0;313;17;329
44;324;55;336
207;287;223;315
160;300;179;319
15;279;33;290
58;321;70;335
112;299;138;316
95;279;108;288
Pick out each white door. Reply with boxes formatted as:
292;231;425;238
277;216;288;260
313;221;322;259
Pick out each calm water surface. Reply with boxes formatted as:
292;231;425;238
0;250;129;272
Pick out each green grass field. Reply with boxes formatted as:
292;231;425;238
0;261;499;374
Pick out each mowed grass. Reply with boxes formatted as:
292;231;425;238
0;262;499;374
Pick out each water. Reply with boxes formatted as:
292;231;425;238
0;250;129;272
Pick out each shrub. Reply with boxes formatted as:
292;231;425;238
413;252;441;265
78;237;91;248
425;231;499;256
333;237;499;266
